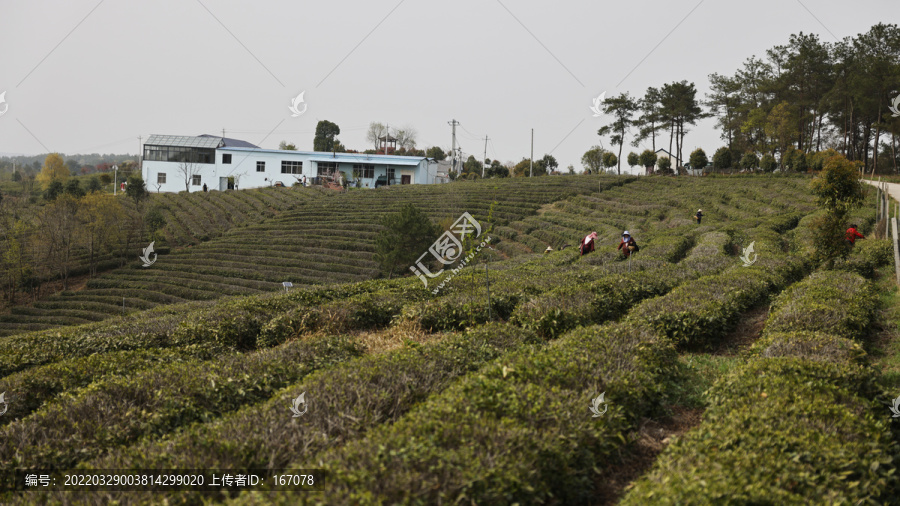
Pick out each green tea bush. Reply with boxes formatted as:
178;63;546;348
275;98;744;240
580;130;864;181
622;359;895;505
624;269;890;504
0;334;363;471
629;255;807;348
262;323;676;505
834;238;893;278
511;267;683;338
751;330;866;366
76;324;541;505
764;270;875;341
398;292;521;332
0;347;219;425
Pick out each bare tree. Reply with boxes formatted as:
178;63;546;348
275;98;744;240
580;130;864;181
395;126;418;150
366;122;387;150
177;161;200;192
38;194;81;290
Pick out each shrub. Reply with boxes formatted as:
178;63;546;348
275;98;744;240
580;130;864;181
623;359;896;505
629;254;808;348
750;331;865;367
764;271;875;341
0;334;363;471
76;324;541;505
0;347;216;425
279;323;677;505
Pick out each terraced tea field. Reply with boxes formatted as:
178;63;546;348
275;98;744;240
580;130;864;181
0;174;896;504
0;177;614;336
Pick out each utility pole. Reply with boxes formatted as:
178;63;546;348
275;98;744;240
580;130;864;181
448;119;459;175
483;135;489;178
530;129;534;177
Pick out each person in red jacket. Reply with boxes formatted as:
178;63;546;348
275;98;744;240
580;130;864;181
580;231;598;256
618;231;639;258
846;224;864;246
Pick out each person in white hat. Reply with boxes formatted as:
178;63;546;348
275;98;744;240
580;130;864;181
695;209;703;224
617;230;639;258
579;231;598;256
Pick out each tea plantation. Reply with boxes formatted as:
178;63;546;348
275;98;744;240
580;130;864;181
1;174;897;505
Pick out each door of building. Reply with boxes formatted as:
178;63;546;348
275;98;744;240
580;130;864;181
219;177;228;191
401;175;411;185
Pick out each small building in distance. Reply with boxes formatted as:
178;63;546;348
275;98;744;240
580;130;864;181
142;134;442;193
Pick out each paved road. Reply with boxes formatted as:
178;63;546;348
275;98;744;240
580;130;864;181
865;180;900;220
866;180;900;204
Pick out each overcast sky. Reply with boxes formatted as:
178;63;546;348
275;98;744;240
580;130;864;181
0;0;895;174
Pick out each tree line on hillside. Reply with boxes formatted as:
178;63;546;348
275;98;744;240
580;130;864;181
590;23;900;176
0;153;156;303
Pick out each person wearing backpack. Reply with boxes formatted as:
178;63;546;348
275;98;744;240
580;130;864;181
618;231;639;258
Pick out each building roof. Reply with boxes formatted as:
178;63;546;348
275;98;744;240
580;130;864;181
198;134;259;149
145;135;223;149
145;134;260;149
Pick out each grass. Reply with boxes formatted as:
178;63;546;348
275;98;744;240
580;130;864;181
866;265;900;390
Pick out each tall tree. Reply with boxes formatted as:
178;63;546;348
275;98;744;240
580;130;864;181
38;194;81;290
706;73;743;151
37;153;70;189
659;81;705;171
581;146;605;174
426;146;447;161
313;120;341;152
633;87;665;151
597;92;639;174
80;193;126;277
639;149;658;175
689;148;708;172
374;204;440;279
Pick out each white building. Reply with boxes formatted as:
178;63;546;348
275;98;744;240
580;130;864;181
142;134;442;192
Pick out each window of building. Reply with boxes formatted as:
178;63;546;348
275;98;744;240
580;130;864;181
281;161;302;174
256;161;265;172
157;172;166;184
142;145;214;164
317;161;337;175
387;167;395;181
353;164;375;178
223;154;232;164
192;175;201;186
